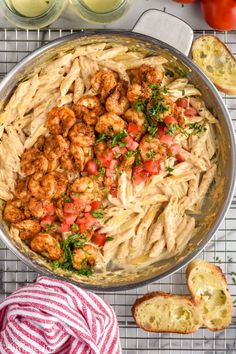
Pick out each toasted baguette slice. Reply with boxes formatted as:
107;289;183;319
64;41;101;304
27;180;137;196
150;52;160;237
132;291;202;334
192;35;236;95
187;259;233;331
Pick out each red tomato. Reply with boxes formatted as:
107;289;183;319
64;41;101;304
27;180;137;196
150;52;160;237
133;166;149;185
64;214;77;225
79;224;86;234
92;232;107;247
169;143;181;156
124;136;139;151
90;201;102;210
156;126;165;138
86;160;98;175
76;216;87;225
46;202;56;216
40;215;56;228
128;123;140;138
112;146;127;157
61;222;70;233
98;150;114;168
164;116;178;125
74;197;85;208
64;202;80;215
84;205;92;213
160;134;174;146
184;107;198;117
176;98;188;108
144;160;160;175
173;0;196;3
176;153;186;162
201;0;236;31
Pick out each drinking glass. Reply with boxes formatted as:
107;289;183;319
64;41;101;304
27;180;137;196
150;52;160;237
70;0;130;23
0;0;67;29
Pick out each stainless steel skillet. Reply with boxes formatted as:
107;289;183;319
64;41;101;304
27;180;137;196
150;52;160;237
0;11;235;291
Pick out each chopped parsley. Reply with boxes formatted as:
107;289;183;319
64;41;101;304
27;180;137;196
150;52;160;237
133;99;146;112
165;123;179;136
45;224;57;232
70;223;78;231
124;149;139;159
232;277;236;285
135;154;141;166
166;166;174;174
110;129;128;147
214;256;221;263
106;237;114;242
91;209;104;219
61;192;71;203
96;133;110;143
101;186;108;197
51;233;94;277
146;149;156;160
165;69;174;77
94;158;105;177
188;123;204;134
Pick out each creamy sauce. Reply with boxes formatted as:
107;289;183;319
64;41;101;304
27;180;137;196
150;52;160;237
7;0;53;17
82;0;123;13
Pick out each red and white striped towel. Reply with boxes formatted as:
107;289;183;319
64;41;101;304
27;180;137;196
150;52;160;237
0;276;121;354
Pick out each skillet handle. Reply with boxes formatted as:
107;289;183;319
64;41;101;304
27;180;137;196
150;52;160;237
132;9;193;56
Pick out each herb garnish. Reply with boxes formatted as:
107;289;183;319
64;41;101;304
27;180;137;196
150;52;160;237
61;192;71;203
91;209;104;219
133;99;146;112
188;123;205;135
146;149;156;160
110;129;128;148
166;166;174;174
96;133;110;143
106;237;114;242
45;224;57;232
165;123;179;136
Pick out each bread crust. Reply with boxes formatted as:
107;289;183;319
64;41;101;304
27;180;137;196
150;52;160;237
192;35;236;95
132;291;201;334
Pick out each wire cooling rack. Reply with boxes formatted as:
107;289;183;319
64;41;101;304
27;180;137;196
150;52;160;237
0;28;235;354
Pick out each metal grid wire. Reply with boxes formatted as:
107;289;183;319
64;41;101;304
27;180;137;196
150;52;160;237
0;28;235;354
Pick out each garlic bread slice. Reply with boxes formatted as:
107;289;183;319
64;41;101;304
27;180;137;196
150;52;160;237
132;291;202;334
187;259;233;331
192;35;236;95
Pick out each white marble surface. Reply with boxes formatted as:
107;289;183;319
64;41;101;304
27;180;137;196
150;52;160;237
0;0;212;31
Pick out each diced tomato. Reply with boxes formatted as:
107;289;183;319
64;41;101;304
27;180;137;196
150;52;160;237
64;213;77;225
40;215;56;228
164;116;178;125
90;201;102;210
73;197;85;208
46;202;56;216
84;205;92;213
184;107;197;117
64;202;80;215
160;134;174;146
124;136;139;151
92;232;107;247
79;224;86;234
112;146;127;157
176;152;186;162
133;166;149;185
61;222;70;233
128;123;139;138
168;143;181;156
86;160;98;175
156;126;165;138
176;98;188;108
105;159;118;177
98;150;114;168
144;160;160;175
77;216;87;224
84;213;97;228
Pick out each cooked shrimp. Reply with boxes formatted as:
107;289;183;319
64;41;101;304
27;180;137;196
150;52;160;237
68;122;95;147
91;69;118;101
70;176;102;203
73;95;104;125
139;135;167;161
95;113;127;136
123;108;146;136
132;64;164;85
46;106;76;137
31;233;63;260
14;177;30;202
127;83;152;102
28;198;52;219
44;135;69;159
70;143;93;171
35;135;46;151
21;148;48;176
72;244;98;270
60;153;76;172
50;171;67;199
3;199;25;223
14;219;41;240
94;141;107;158
105;82;129;115
28;172;55;200
119;156;135;172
